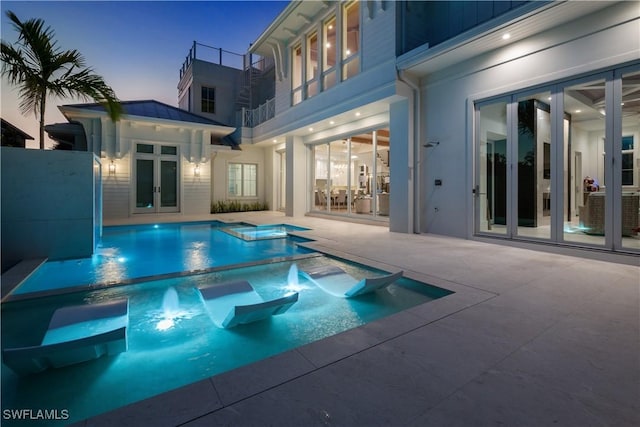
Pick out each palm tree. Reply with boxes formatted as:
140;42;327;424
1;10;122;149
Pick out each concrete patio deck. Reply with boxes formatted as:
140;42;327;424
76;211;638;426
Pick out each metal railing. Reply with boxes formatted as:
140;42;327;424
239;98;275;127
180;41;273;79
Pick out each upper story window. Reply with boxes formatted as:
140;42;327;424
292;44;303;105
323;16;337;90
306;32;319;98
342;1;360;81
289;3;360;106
201;86;215;114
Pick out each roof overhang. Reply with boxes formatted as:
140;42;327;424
58;105;235;139
250;1;329;57
397;1;616;77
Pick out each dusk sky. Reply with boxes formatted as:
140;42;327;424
1;1;288;148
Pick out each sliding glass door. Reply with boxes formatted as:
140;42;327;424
476;99;508;235
475;65;640;253
310;128;391;220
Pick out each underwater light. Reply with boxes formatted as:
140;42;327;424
117;257;126;263
156;318;175;331
154;224;159;229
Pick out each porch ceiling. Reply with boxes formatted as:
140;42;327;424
253;98;394;147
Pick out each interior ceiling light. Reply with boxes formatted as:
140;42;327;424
575;109;581;113
355;112;361;117
309;127;314;132
502;33;511;40
329;120;335;125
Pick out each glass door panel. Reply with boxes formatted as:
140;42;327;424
351;136;372;215
312;144;329;211
620;71;640;250
160;160;178;210
136;159;155;210
516;91;552;240
329;140;348;212
135;144;179;214
477;101;508;235
375;130;390;216
562;79;606;246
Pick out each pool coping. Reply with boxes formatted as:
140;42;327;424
0;258;48;303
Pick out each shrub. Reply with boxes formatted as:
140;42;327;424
211;200;269;213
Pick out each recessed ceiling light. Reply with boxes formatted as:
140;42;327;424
355;112;361;117
502;33;511;40
272;139;277;143
547;97;552;101
329;120;335;125
309;127;314;132
575;109;581;113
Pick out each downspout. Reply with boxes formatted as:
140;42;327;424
397;69;421;234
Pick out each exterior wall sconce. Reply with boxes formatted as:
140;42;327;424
194;164;200;176
108;160;116;175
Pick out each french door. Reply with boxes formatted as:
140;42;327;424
134;144;180;214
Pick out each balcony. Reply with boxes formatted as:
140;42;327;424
238;98;275;128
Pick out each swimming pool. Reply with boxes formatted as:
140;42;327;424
11;221;313;297
1;257;452;425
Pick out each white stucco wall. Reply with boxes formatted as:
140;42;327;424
210;146;266;206
1;147;96;270
420;2;639;238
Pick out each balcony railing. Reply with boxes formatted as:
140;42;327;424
239;98;275;128
180;41;273;80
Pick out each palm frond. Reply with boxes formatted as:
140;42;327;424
2;10;122;147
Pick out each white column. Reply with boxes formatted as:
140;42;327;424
285;135;307;217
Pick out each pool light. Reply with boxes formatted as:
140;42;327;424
156;318;175;331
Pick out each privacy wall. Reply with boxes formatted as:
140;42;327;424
1;147;97;271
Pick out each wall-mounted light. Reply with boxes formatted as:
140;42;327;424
108;160;116;175
194;164;200;176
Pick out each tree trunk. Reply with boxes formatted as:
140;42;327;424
39;91;46;149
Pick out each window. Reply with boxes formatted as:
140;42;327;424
323;16;337;90
306;32;318;98
228;163;257;197
292;44;303;105
201;87;215;113
622;135;634;186
342;1;360;80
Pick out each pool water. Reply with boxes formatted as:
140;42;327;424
220;224;307;241
1;257;451;425
13;222;313;296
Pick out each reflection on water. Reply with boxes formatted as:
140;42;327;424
1;257;451;426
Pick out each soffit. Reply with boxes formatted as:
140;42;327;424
250;1;330;56
397;1;615;76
